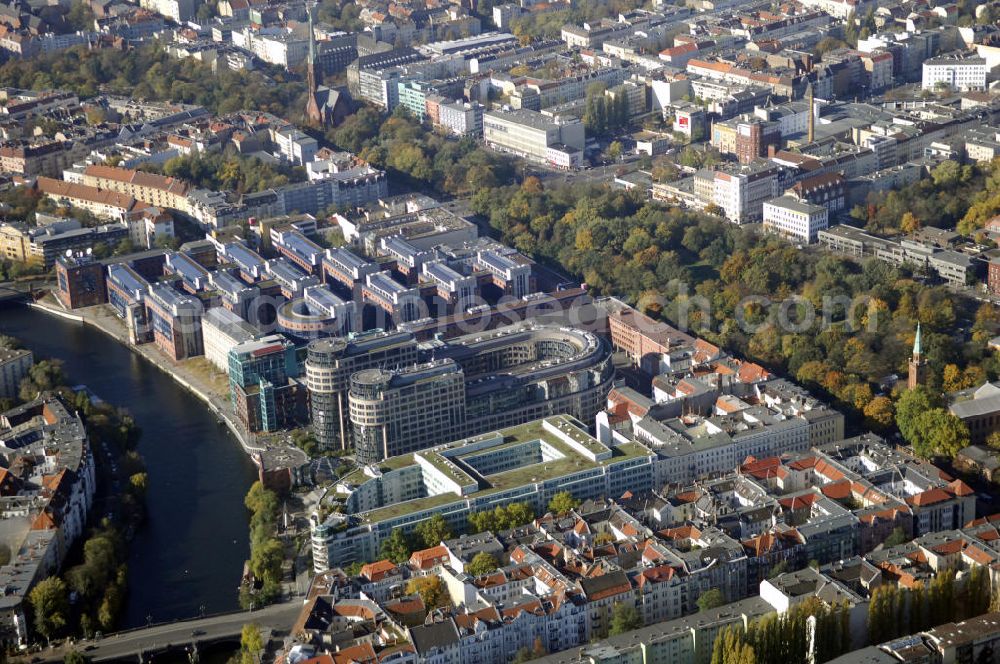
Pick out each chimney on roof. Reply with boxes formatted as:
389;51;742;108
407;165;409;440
806;83;815;143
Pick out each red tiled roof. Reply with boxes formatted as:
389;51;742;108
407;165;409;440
409;545;449;570
361;559;397;582
906;488;951;507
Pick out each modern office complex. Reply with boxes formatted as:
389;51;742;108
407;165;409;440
349;359;467;463
762;195;829;244
305;330;421;450
310;414;655;570
343;322;614;463
483;109;585;169
145;283;204;361
362;271;424;325
105;263;152;345
202;306;261;372
277;284;357;339
229;334;304;433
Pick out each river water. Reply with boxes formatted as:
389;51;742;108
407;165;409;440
0;304;257;628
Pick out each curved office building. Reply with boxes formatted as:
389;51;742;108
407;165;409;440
304;330;420;451
345;322;615;464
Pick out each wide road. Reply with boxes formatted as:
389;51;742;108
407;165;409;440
45;601;302;662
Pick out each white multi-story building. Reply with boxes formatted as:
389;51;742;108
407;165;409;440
201;307;261;373
709;164;781;224
232;27;309;68
763;195;829;244
138;0;195;22
437;100;484;137
271;126;318;166
922;53;987;92
483;109;585;169
795;0;871;19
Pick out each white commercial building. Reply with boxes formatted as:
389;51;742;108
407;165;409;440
201;307;261;373
437;100;484;137
272;127;318;166
707;165;781;224
763;195;829;244
483;109;585;169
922;54;987;92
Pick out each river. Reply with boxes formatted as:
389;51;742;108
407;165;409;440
0;303;257;628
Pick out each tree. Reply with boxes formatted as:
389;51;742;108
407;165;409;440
896;387;938;450
249;538;283;584
414;514;452;549
29;577;69;642
466;551;499;577
913;409;969;459
767;560;791;579
241;623;264;664
66;1;95;31
864;396;895;430
65;652;89;664
607;141;623;163
380;529;412;564
129;472;148;494
548;491;580;516
844;10;859;46
406;575;447;609
609;602;643;635
884;526;908;547
697;588;725;612
900;212;921;233
245;481;279;516
986;431;1000;451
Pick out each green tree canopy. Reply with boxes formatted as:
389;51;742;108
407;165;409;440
547;491;580;516
609;603;643;635
466;551;500;577
29;577;69;642
697;589;726;612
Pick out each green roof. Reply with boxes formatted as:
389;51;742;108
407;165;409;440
351;417;653;526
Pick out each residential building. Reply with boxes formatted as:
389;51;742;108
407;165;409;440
437;100;484;138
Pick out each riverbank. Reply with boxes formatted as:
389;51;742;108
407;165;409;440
28;295;265;459
0;303;259;624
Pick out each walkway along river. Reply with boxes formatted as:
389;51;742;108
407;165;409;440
0;303;257;628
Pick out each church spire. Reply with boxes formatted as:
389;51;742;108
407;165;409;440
908;322;926;390
305;0;323;125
